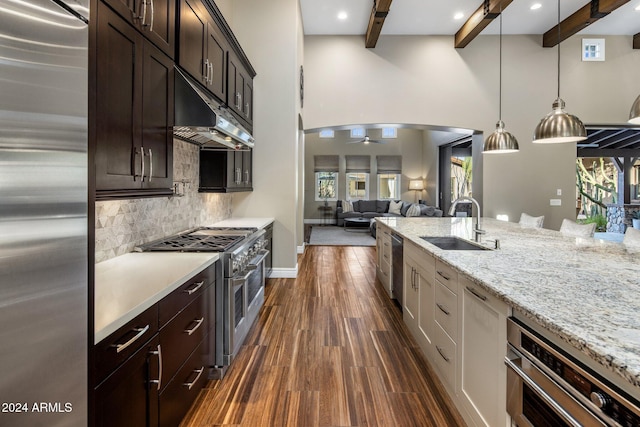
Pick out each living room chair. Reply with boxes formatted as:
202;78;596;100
559;219;596;238
519;213;544;228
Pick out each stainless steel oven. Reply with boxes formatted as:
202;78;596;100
225;246;268;366
506;317;640;427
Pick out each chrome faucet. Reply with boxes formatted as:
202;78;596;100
448;196;485;242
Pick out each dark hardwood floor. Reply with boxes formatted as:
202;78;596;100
181;245;466;427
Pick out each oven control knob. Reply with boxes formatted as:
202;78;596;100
590;391;610;410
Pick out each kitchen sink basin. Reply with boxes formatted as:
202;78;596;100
420;236;492;251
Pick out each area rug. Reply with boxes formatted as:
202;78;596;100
308;226;375;246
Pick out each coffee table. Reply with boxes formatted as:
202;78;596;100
344;217;371;232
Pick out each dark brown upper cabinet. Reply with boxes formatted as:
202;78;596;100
101;0;176;58
95;3;174;199
227;51;253;129
178;0;228;103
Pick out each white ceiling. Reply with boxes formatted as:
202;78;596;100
300;0;640;36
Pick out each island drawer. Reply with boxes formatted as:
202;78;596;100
435;260;457;292
432;322;456;392
435;281;457;341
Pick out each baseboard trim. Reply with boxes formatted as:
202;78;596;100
297;243;305;254
268;264;298;278
304;219;336;225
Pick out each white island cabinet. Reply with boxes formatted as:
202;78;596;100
458;275;509;427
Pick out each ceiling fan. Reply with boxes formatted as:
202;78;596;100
348;135;385;144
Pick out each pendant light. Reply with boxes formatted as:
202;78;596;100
533;0;587;143
629;95;640;124
483;9;519;154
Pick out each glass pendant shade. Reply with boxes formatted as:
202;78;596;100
484;120;519;153
533;98;587;143
629;94;640;124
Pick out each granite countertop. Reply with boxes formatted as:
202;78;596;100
94;252;219;344
377;216;640;394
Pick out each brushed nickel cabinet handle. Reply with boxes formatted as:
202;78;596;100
436;303;450;316
140;147;145;182
140;0;148;27
466;286;487;302
113;324;150;353
209;63;214;85
203;59;210;83
184;367;205;390
149;344;162;390
184;317;204;336
437;271;450;281
147;148;152;181
436;346;450;363
149;0;154;31
184;280;204;295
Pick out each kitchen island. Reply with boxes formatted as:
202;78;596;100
376;216;640;424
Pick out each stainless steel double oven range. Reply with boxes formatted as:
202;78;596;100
506;316;640;426
137;226;268;379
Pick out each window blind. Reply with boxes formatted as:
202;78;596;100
314;155;339;172
345;155;370;173
376;155;402;174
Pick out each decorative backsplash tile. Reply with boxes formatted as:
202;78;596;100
95;139;232;263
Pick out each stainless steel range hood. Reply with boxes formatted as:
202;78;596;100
174;67;254;150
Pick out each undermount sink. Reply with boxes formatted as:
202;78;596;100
420;236;492;251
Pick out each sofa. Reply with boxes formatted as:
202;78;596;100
335;200;443;236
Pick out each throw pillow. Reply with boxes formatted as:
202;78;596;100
400;202;411;217
388;200;402;215
420;204;436;216
342;200;353;213
406;203;422;217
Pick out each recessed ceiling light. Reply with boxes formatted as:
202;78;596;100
530;3;542;10
337;11;348;20
453;12;464;20
635;3;640;10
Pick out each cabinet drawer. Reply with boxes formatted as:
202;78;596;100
159;292;208;386
159;340;208;427
159;264;215;326
405;240;435;277
432;323;456;392
94;304;159;384
435;281;458;341
435;259;457;292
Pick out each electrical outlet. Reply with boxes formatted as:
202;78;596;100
557;189;562;196
550;199;562;206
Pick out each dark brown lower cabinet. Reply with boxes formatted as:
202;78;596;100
94;336;160;427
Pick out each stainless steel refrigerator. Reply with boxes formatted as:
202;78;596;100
0;0;88;425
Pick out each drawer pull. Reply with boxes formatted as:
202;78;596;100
184;281;204;295
466;286;487;301
436;345;450;363
149;344;163;390
184;317;205;336
436;271;450;281
436;303;450;316
113;324;150;353
184;366;205;390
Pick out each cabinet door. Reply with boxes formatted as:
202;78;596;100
141;41;174;190
206;21;227;101
242;75;253;125
241;149;252;188
402;259;419;335
95;4;143;191
102;0;175;58
227;53;245;116
417;265;434;354
459;279;509;427
94;336;160;427
178;0;206;84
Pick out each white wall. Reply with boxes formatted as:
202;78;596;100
303;34;639;229
218;0;303;276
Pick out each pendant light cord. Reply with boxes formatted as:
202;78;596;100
498;6;503;121
557;0;561;99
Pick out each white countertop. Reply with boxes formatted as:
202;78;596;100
377;216;640;394
208;217;274;229
94;252;218;344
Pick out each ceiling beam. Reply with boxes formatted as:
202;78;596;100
634;33;640;49
365;0;393;49
454;0;513;49
542;0;629;47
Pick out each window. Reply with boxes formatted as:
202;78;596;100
378;173;401;199
319;129;335;138
314;155;339;201
346;173;369;200
582;38;605;62
315;172;338;201
381;127;397;139
350;128;365;138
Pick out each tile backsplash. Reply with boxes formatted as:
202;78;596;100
95;139;232;263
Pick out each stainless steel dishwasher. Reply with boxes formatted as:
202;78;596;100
391;233;403;308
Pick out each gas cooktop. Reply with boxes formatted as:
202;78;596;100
135;227;258;252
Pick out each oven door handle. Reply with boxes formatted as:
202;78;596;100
505;351;583;427
248;249;269;268
231;270;253;285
